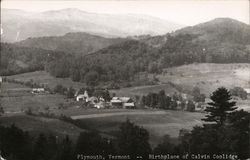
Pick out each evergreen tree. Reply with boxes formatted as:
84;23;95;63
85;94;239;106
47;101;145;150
158;90;167;109
186;100;195;112
228;110;250;159
202;87;237;125
154;135;176;154
67;87;75;99
117;119;152;159
33;134;48;160
57;136;73;160
75;131;113;155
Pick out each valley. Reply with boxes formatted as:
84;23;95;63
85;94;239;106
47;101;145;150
0;7;249;158
1;63;249;146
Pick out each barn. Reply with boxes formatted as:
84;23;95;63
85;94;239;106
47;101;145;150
111;97;135;109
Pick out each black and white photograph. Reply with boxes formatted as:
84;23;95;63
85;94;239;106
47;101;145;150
0;0;250;160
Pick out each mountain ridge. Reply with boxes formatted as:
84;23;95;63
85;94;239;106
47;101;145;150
1;8;184;42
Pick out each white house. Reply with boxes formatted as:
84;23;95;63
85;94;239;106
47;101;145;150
244;88;250;94
0;77;2;83
76;94;87;101
76;90;89;102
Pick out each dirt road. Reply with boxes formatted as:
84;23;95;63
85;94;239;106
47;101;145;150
71;110;169;120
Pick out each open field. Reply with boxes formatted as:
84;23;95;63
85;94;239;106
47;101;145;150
0;114;85;141
6;71;86;89
71;109;204;147
112;63;250;97
158;63;250;95
111;83;179;97
4;63;250;98
1;82;66;113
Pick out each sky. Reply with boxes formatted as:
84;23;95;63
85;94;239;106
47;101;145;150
1;0;249;26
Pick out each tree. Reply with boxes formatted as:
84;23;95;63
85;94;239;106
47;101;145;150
228;110;250;159
230;87;248;100
202;87;237;125
57;136;73;160
0;104;4;116
192;87;206;102
0;124;32;160
54;84;67;95
117;119;151;159
33;134;48;160
186;100;195;112
158;90;167;109
67;87;75;99
75;131;113;155
84;71;99;86
154;135;176;154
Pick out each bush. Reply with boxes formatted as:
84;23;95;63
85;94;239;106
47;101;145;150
230;87;248;100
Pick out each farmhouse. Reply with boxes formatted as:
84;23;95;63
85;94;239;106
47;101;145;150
76;90;89;101
111;97;135;109
244;88;250;95
32;88;45;94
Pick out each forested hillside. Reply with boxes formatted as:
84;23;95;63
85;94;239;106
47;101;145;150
45;18;250;85
16;32;127;55
0;43;68;76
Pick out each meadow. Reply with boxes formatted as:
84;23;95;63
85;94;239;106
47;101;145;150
6;71;86;89
73;109;204;147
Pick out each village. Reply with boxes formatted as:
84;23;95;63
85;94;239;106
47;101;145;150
74;90;136;109
1;75;250;114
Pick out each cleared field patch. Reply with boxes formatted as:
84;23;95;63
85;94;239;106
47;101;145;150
6;71;85;89
2;94;66;113
112;63;250;98
111;83;179;97
158;63;250;95
1;82;66;113
74;110;204;147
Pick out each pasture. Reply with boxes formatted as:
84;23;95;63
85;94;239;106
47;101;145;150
71;109;204;147
6;71;86;89
0;82;66;113
112;63;250;98
158;63;250;95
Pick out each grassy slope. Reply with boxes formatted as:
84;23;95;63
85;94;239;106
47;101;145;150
74;110;204;147
158;63;250;95
6;71;85;89
1;82;66;113
5;63;250;97
112;63;250;97
0;114;85;141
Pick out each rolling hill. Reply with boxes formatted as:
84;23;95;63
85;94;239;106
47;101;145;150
1;8;183;42
56;18;249;84
16;32;127;55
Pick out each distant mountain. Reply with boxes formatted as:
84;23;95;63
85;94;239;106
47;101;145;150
16;32;127;55
1;8;184;42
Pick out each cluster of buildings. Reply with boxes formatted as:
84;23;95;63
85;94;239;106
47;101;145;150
75;90;135;109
